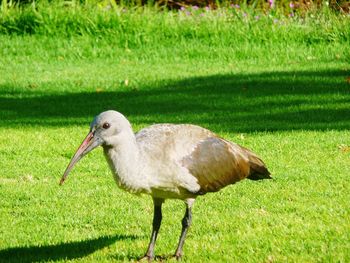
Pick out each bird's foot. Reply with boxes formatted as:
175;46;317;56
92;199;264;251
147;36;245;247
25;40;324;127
174;253;183;261
138;255;154;262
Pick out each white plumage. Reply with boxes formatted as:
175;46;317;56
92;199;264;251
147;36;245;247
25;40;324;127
60;110;271;261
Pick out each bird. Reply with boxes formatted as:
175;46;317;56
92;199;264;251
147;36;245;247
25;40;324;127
60;110;271;261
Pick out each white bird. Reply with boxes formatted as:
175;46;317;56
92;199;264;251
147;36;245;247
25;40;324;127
60;110;271;261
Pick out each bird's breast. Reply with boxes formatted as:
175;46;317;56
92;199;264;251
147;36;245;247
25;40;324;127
103;147;151;195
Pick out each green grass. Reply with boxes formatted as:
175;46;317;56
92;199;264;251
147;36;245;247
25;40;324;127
1;4;350;262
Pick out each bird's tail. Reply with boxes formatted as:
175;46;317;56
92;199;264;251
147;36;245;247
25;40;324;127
247;163;272;180
243;148;272;180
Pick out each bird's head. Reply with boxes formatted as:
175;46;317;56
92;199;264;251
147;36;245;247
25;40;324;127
59;110;131;185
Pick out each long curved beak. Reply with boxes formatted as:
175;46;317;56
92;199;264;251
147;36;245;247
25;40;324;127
59;131;103;185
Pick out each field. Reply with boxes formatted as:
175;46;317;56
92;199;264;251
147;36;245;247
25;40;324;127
0;2;350;262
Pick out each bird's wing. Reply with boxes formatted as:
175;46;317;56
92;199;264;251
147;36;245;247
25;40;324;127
180;136;267;194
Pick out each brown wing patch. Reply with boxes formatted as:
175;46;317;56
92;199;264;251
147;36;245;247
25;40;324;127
181;137;251;194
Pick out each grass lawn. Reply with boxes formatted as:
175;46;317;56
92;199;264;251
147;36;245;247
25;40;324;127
0;5;350;262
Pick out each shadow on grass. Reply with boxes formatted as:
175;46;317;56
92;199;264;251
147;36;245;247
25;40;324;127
112;254;176;261
0;234;137;263
1;69;349;132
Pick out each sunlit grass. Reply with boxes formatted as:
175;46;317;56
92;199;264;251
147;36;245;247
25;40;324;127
1;128;349;262
1;1;349;44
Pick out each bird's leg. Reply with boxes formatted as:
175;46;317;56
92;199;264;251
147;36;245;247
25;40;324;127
140;198;163;261
174;199;194;260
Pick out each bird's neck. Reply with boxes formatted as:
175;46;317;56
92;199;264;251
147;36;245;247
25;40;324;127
103;131;149;194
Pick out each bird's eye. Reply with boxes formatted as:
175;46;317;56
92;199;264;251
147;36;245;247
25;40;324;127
102;123;110;129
